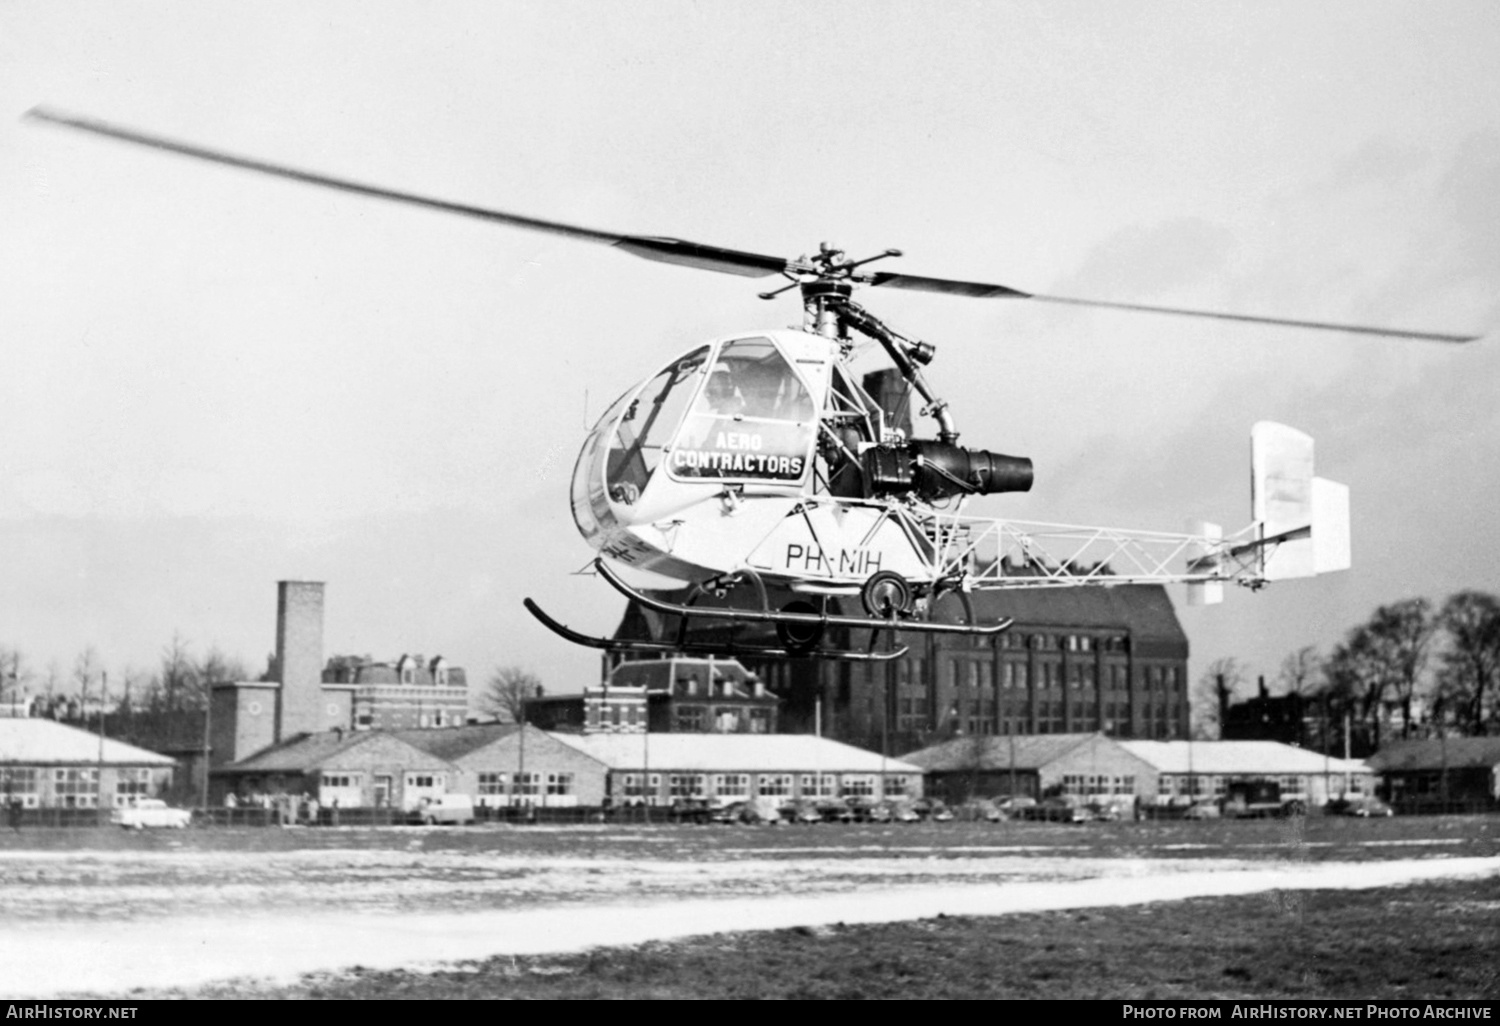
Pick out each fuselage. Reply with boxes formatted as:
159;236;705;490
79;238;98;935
570;328;932;589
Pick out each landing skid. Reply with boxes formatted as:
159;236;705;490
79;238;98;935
592;559;1011;656
523;598;908;661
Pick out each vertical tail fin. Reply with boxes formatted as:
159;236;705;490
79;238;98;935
1250;422;1349;580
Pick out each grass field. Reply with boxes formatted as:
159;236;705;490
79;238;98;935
179;873;1500;1000
2;814;1497;999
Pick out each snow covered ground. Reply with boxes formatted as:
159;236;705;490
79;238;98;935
1;842;1496;997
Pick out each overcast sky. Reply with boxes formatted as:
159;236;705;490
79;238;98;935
2;1;1496;699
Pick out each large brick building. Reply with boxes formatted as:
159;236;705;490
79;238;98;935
613;583;1190;754
525;656;781;735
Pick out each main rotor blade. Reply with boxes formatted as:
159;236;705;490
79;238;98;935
25;107;789;279
869;269;1478;343
1028;293;1479;344
866;271;1031;299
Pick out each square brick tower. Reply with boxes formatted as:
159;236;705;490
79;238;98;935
275;581;326;741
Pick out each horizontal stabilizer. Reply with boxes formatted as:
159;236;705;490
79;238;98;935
1186;519;1224;606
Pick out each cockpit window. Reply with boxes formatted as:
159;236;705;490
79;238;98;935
604;346;708;505
691;337;814;422
669;337;816;484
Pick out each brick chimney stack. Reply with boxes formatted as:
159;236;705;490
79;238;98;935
275;581;325;741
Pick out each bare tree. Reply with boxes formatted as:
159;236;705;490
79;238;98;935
72;646;102;698
1366;598;1436;739
0;646;31;704
40;660;63;717
482;665;544;723
158;632;198;712
1192;656;1248;739
1437;590;1500;735
1275;645;1323;696
196;646;249;689
1324;628;1388;751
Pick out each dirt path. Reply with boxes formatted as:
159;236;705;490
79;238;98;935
3;853;1496;997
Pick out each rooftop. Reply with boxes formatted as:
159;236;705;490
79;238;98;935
1118;740;1370;775
550;732;921;774
1367;737;1500;772
0;718;175;766
899;733;1142;772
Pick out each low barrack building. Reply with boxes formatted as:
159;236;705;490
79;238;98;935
1367;737;1500;806
1118;739;1374;807
549;731;924;806
0;718;175;810
392;724;606;808
217;724;920;810
900;732;1155;805
216;728;455;810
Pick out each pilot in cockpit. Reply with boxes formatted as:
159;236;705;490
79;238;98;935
703;365;745;417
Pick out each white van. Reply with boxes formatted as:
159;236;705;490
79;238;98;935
410;794;475;826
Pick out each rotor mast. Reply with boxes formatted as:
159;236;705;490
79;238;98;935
783;244;960;444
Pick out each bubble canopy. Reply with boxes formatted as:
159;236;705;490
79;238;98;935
571;334;821;542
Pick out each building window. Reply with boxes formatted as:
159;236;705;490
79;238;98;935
714;774;750;798
0;767;39;798
800;774;837;798
53;768;98;808
885;774;911;796
546;773;574;796
114;768;151;805
478;772;508;796
840;775;876;797
757;774;792;797
669;774;706;798
673;705;707;731
515;772;542;796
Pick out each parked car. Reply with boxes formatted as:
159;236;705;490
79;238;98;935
1182;799;1222;820
1325;796;1394;818
409;794;475;825
957;799;1006;822
816;800;856;824
709;800;748;824
996;796;1038;817
1018;796;1091;823
782;801;824;825
888;802;923;823
1221;780;1305;819
111;798;192;830
670;798;714;824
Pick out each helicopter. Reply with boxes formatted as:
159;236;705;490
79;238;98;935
26;108;1479;662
